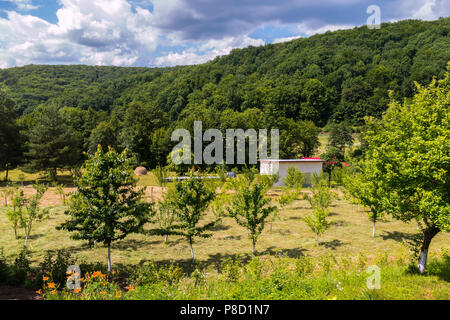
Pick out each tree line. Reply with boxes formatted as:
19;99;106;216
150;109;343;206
1;18;449;177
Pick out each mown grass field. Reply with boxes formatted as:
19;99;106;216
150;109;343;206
0;132;448;300
0;183;448;275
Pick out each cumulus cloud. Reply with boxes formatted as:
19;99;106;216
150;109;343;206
155;35;264;66
0;0;158;67
0;0;449;68
0;0;39;11
272;36;302;44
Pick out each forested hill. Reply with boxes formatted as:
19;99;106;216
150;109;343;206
1;17;449;125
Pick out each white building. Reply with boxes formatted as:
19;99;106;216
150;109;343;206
259;158;325;187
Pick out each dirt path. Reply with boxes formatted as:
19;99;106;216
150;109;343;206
0;286;42;300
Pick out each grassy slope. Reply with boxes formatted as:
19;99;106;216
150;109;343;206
1;194;448;271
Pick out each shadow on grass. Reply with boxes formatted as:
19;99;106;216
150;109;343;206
210;224;231;232
381;231;416;243
262;246;308;258
321;239;345;250
0;174;76;188
113;239;162;251
333;220;349;227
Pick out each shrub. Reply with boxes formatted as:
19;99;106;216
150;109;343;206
357;252;368;271
129;262;183;287
295;257;314;276
12;249;31;285
0;248;12;284
222;256;242;282
38;250;75;288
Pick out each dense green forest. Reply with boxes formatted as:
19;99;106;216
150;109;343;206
0;18;449;175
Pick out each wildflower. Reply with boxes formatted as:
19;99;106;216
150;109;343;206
126;285;134;292
51;290;56;294
115;292;121;299
92;271;104;278
100;291;106;295
43;276;49;281
36;290;42;295
47;283;55;289
74;289;81;293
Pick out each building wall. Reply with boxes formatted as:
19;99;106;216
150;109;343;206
260;162;323;187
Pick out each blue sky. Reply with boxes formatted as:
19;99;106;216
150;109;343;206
0;0;448;68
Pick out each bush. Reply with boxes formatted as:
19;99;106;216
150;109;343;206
129;262;183;287
0;248;12;284
222;256;242;282
12;249;31;286
295;257;314;276
38;250;76;288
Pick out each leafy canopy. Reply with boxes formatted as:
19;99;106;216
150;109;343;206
58;146;154;247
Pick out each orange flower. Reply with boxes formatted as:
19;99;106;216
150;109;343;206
74;289;81;293
126;285;134;292
115;292;121;299
51;290;56;294
92;271;104;278
100;291;106;295
43;276;49;281
36;290;42;295
80;278;84;282
47;283;55;289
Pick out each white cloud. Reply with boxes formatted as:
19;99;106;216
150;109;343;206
272;36;302;44
297;22;354;37
1;0;448;68
0;0;39;11
395;0;450;21
154;35;264;66
0;0;158;67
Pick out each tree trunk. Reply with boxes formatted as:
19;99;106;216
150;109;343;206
372;221;376;238
5;165;9;182
252;239;256;255
189;239;195;264
418;226;440;273
164;234;168;243
316;234;320;246
107;245;112;273
24;234;28;249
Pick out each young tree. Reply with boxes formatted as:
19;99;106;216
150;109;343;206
284;167;305;190
5;189;25;239
153;171;216;263
304;207;331;246
153;165;168;187
20;184;49;249
58;146;155;272
227;182;277;254
361;66;450;273
344;172;385;237
321;147;345;187
54;183;67;205
1;184;17;207
155;188;177;242
304;175;333;246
